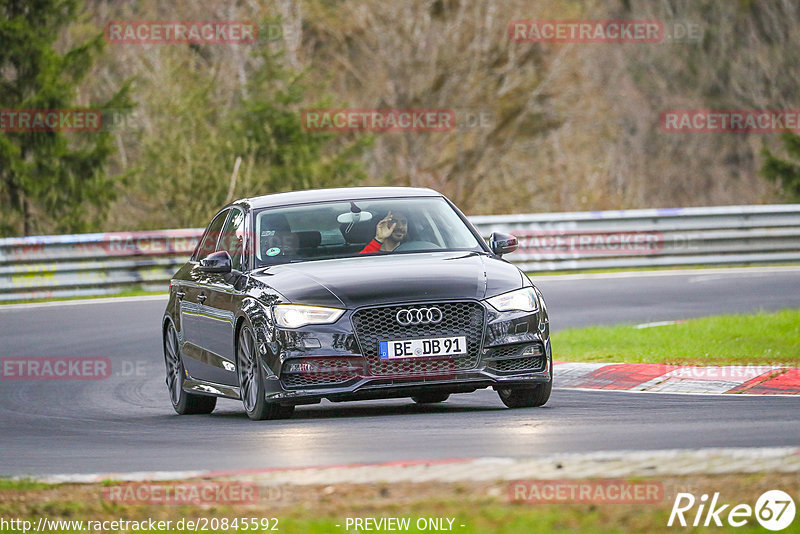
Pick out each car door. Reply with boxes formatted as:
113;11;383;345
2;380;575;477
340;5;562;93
191;207;247;386
179;208;229;382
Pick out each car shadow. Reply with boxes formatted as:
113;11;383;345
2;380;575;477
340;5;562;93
208;399;504;422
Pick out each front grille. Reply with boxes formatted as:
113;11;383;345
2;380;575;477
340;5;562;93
489;356;546;373
351;301;485;376
282;373;359;388
484;343;546;373
280;358;362;389
484;344;527;360
483;342;543;360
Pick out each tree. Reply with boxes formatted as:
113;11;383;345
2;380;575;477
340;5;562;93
127;23;371;229
232;44;372;198
0;0;130;236
761;132;800;201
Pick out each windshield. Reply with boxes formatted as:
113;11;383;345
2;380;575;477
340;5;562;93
252;197;485;267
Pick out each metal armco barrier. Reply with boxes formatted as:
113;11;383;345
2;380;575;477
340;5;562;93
0;229;203;301
469;203;800;272
1;204;799;301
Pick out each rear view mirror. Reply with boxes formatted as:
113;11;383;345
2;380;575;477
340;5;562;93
489;232;518;256
337;211;373;224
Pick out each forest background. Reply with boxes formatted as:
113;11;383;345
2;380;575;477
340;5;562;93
1;0;798;236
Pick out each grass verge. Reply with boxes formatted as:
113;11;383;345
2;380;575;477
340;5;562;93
0;473;795;533
551;309;800;365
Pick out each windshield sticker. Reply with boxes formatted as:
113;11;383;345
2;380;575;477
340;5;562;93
266;247;281;256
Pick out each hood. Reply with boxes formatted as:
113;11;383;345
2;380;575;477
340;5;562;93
250;251;524;309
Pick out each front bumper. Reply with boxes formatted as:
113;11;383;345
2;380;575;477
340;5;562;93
262;357;552;404
257;299;552;404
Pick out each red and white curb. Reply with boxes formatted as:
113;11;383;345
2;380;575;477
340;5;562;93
30;448;800;485
554;362;800;395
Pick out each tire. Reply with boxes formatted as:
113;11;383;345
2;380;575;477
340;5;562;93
497;381;552;408
411;392;450;404
237;322;295;421
163;322;217;415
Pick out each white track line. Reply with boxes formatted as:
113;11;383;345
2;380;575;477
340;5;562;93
27;447;800;485
0;294;168;311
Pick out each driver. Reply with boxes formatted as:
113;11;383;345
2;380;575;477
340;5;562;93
360;211;408;253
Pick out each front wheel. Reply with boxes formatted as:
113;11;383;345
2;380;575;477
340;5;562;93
497;381;552;408
237;323;294;421
163;323;217;415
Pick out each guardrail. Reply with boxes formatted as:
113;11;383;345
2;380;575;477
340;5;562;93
1;204;799;301
469;204;800;272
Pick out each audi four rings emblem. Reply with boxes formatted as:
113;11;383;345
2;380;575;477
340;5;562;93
396;307;443;326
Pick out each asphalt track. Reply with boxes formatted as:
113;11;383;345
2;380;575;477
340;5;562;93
0;267;798;477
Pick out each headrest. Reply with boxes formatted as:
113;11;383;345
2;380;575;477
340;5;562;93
339;220;375;244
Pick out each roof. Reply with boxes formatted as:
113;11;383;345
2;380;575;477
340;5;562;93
238;187;442;210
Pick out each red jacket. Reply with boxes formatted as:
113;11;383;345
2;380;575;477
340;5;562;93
360;239;382;253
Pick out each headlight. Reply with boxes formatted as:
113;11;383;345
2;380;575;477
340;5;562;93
486;287;539;312
273;304;345;328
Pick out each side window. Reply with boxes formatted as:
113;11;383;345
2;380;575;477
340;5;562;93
194;210;229;261
217;208;246;270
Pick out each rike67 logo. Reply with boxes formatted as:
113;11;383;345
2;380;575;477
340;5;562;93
668;490;795;531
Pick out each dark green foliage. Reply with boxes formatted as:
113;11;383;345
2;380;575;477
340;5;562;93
131;26;371;229
232;44;371;196
0;0;131;235
761;132;800;201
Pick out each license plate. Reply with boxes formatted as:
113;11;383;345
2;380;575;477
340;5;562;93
379;336;467;359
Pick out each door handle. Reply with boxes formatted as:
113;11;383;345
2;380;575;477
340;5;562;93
175;291;185;300
197;293;207;304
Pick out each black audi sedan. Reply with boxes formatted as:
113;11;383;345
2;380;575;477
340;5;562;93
162;187;552;420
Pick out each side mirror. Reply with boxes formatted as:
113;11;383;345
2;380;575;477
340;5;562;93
199;250;232;273
489;232;518;256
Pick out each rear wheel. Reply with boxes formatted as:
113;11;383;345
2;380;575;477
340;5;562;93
163;323;217;415
237;323;294;421
411;392;450;404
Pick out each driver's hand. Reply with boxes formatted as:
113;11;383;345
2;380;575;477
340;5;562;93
375;212;396;242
